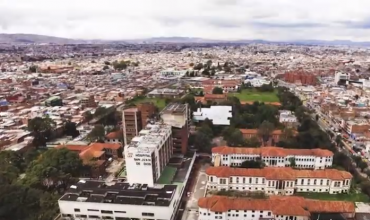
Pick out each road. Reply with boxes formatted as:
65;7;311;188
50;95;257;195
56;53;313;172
278;80;368;177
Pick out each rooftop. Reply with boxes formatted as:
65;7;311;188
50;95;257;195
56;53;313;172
212;146;334;157
206;166;352;180
59;180;177;207
198;196;355;216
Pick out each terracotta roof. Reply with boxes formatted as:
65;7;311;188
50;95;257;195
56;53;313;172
56;144;89;152
198;196;354;216
212;146;333;157
79;142;121;161
106;130;122;139
206;166;352;180
204;94;227;99
241;101;282;106
239;129;283;135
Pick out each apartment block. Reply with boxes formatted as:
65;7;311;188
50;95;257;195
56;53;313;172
206;166;352;195
198;196;355;220
160;103;190;155
212;146;333;170
124;123;172;186
283;70;317;85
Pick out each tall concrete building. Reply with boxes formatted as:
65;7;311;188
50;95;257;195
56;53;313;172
124;123;172;186
160;103;190;155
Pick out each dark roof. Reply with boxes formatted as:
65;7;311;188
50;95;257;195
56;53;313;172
59;180;177;207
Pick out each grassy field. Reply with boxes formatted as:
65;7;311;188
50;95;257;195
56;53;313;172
228;89;279;102
296;192;369;202
132;98;166;110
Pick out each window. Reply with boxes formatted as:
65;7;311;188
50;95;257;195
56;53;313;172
101;210;113;214
88;216;100;219
142;212;155;217
115;211;127;213
210;176;213;182
88;209;99;212
76;215;87;218
74;209;80;212
102;217;114;220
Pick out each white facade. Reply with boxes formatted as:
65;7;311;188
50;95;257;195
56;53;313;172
334;71;350;84
279;110;297;124
244;78;271;87
212;146;333;170
206;167;352;195
193;106;232;125
160;69;187;79
198;196;355;220
124;123;172;186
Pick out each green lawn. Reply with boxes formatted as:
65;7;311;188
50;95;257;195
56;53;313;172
296;192;369;202
229;89;279;102
133;98;166;110
157;166;177;184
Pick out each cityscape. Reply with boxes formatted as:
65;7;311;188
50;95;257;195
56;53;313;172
2;1;370;220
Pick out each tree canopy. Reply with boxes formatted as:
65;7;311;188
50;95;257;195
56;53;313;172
27;116;56;148
87;124;106;142
212;87;223;94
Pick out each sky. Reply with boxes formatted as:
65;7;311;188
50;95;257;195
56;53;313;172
1;0;370;41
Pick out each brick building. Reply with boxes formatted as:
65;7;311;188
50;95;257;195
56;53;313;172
283;70;318;85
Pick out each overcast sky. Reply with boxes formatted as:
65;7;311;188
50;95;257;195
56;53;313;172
1;0;370;41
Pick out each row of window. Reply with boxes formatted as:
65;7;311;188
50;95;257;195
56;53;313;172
73;209;154;217
209;185;348;193
212;177;350;187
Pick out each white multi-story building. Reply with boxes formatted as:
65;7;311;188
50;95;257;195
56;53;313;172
124;123;172;186
198;196;355;220
206;166;352;195
334;71;350;84
279;110;298;124
212;146;333;170
58;180;181;220
160;69;187;79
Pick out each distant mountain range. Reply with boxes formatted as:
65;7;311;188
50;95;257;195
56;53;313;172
1;33;370;46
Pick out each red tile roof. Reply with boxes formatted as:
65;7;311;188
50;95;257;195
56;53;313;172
198;196;354;216
206;166;352;180
212;146;333;157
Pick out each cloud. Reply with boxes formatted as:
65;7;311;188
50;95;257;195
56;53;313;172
0;0;370;41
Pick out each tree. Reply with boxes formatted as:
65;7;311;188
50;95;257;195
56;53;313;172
240;158;264;168
22;148;83;189
244;136;261;148
27;117;56;148
359;161;368;172
94;106;107;117
226;130;245;147
258;120;274;146
83;111;94;121
194;132;212;153
112;60;128;70
212;87;223;94
335;135;342;147
281;128;295;140
289;157;297;168
29;65;37;73
63;121;80;138
87;125;106;142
